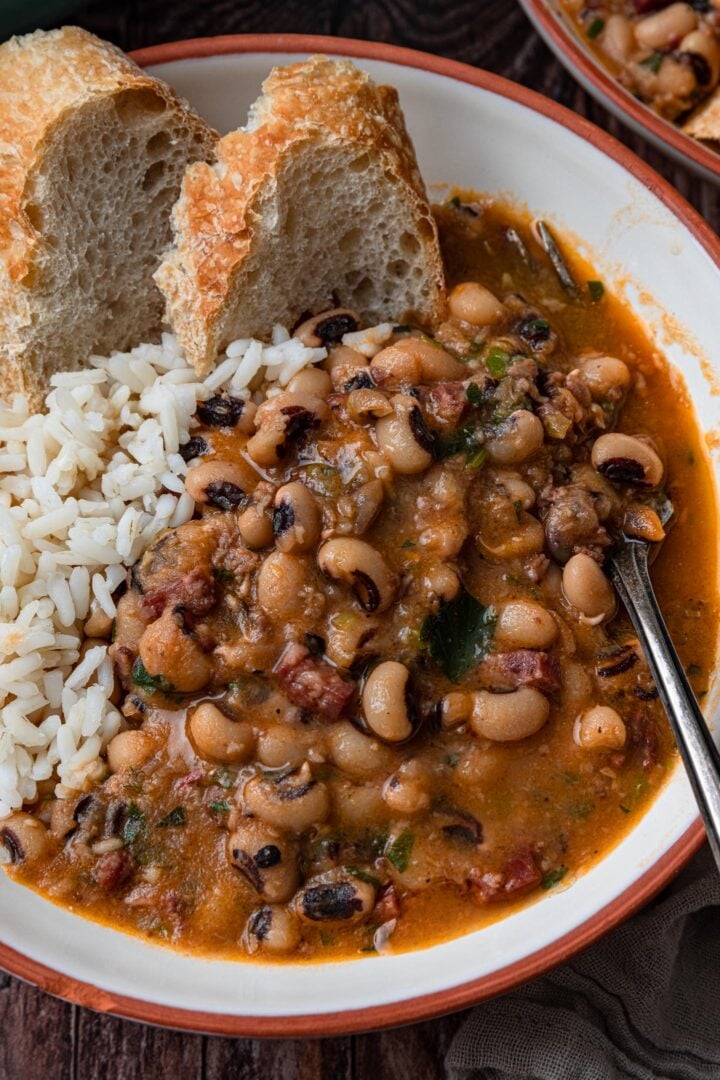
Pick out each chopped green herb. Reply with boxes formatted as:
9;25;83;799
319;931;334;946
640;51;663;75
131;658;175;696
466;381;485;406
401;539;415;549
209;801;231;813
486;346;510;378
619;804;631;814
444;753;460;769
587;17;604;39
513;499;523;522
368;831;389;859
344;866;382;888
567;801;594;821
303;462;342;498
212;767;235;790
385;829;415;873
123;802;144;846
157;806;185;828
587;279;605;302
466;446;488;471
212;567;235;582
687;663;702;678
542;867;567;890
421;590;496;682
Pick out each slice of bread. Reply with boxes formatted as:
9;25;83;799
155;56;446;376
0;27;217;405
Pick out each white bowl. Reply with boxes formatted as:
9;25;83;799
1;35;719;1036
519;0;720;185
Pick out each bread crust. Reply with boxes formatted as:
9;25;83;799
156;56;446;374
0;27;216;405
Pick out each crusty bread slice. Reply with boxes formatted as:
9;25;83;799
155;56;446;376
0;27;217;405
683;88;720;142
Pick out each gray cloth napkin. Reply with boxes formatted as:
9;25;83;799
447;846;720;1080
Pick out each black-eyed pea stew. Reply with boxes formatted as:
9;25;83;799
7;197;718;961
562;1;720;129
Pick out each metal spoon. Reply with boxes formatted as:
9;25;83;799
608;498;720;871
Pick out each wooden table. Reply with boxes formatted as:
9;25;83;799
1;2;717;1077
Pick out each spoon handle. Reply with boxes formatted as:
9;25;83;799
609;542;720;872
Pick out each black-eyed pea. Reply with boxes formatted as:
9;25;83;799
591;433;663;487
362;661;414;743
287;366;333;396
486;409;544;465
107;730;155;773
382;761;430;814
246;392;329;468
679;29;720;88
188;702;255;764
353;479;385;535
243;763;329;833
294;308;360;347
256;724;318;770
227;819;299;903
562;553;616;622
634;3;697;51
318;538;397;613
375;394;434;475
448;282;506;326
272;482;321;553
327;720;397;779
495;600;558;650
245;904;301;955
371;337;465;387
138;608;212;693
0;813;51;864
470;687;550;741
346;388;392;423
257;551;312;621
184;459;254;509
578;356;631;400
423;562;461;604
325;345;371;390
295;875;376;925
600;13;635;63
440;692;473;729
574;705;627;750
237;501;274;549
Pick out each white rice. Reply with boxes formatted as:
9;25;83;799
0;322;360;818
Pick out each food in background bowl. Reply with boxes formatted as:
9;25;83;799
560;1;720;143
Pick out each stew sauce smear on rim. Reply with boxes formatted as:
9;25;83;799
4;196;718;961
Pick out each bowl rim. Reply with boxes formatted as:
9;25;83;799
519;0;720;184
0;31;714;1038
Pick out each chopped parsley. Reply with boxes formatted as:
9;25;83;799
212;567;235;582
587;17;604;39
421;590;496;682
385;830;415;873
157;806;186;828
466;381;486;406
131;658;175;696
123;803;145;846
513;499;523;521
541;867;567;890
640;52;663;75
209;801;231;813
344;866;382;888
587;279;605;302
486;346;510;378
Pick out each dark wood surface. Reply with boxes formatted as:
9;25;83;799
1;2;717;1077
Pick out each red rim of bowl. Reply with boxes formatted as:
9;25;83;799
0;32;713;1037
521;0;720;182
